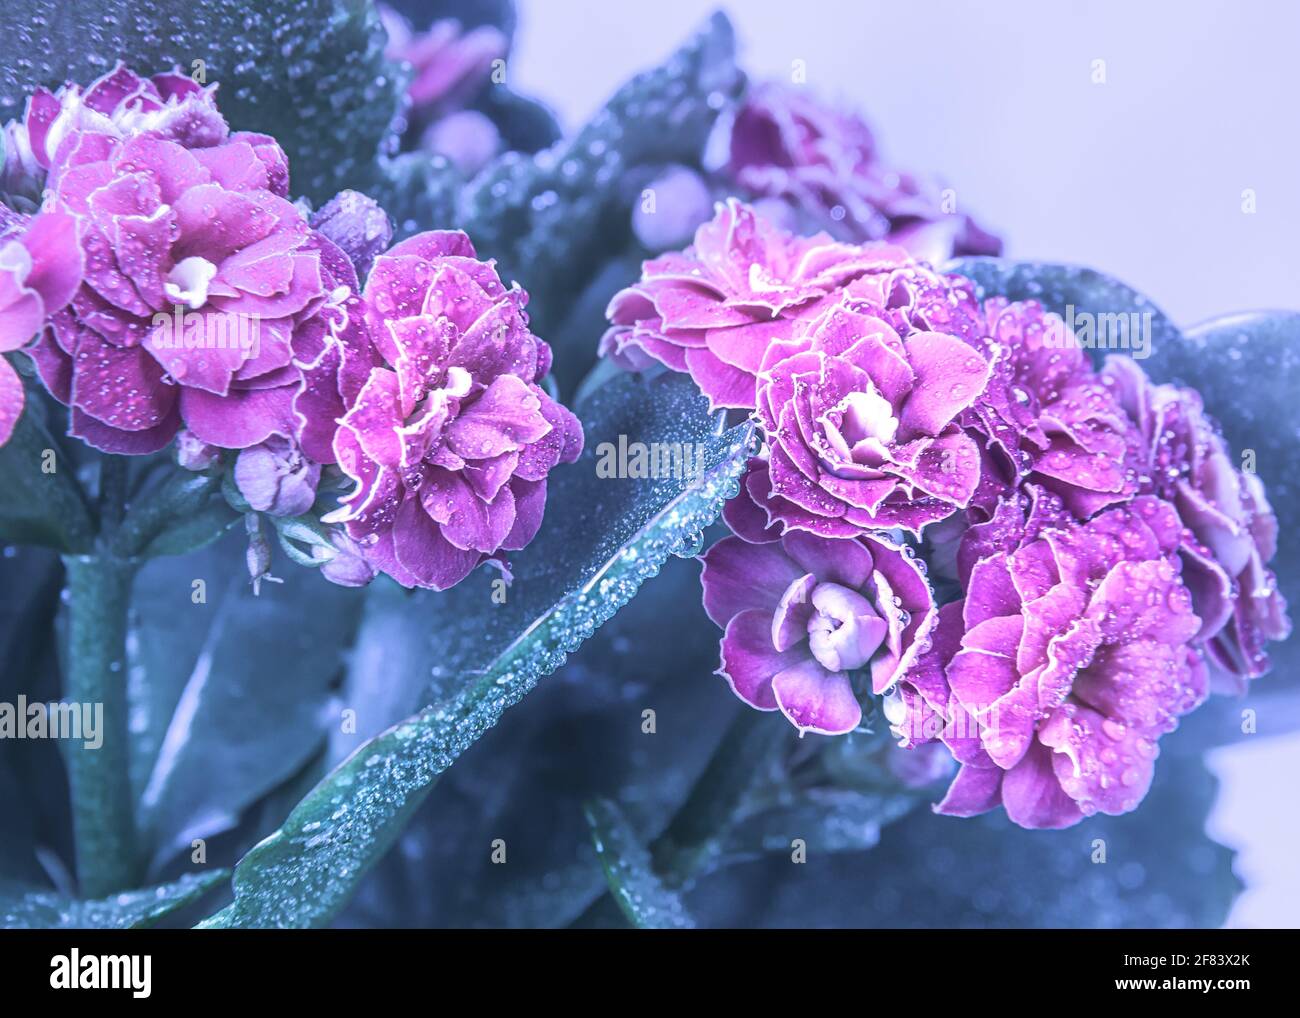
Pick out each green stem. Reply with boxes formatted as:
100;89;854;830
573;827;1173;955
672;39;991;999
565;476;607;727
62;551;139;898
97;456;129;530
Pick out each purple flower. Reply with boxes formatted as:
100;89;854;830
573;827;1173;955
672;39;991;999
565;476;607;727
736;282;991;538
4;64;228;198
601;199;979;410
313;530;377;588
701;529;936;735
419;110;501;177
964;298;1140;519
381;7;505;171
22;68;335;455
308;189;393;284
0;206;82;445
630;165;715;253
893;492;1208;828
322;230;582;590
234;434;321;517
1103;356;1291;685
725;83;1002;262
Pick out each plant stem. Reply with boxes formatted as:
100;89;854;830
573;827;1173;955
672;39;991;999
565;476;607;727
97;456;129;531
63;517;140;896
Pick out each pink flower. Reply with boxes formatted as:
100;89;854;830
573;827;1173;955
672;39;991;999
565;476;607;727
600;199;980;411
963;298;1140;519
1103;355;1291;685
726;83;1002;263
5;64;228;197
323;231;582;590
735;280;991;538
21;66;334;454
380;7;505;173
893;491;1208;829
0;206;83;444
701;529;936;735
381;10;505;116
234;434;320;517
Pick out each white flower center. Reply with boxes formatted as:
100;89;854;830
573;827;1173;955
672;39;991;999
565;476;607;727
164;256;218;310
840;387;899;446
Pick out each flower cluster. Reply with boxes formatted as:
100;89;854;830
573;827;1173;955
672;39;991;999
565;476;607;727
615;201;1290;828
724;83;1003;263
1;65;582;591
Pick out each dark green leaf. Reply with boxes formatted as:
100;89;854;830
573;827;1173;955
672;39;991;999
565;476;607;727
585;797;694;929
127;533;363;873
339;552;742;928
114;469;239;559
0;870;227;929
945;257;1183;371
688;752;1239;928
0;379;94;552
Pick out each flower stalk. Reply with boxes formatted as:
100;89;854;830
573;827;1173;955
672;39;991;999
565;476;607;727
62;550;139;898
61;455;140;897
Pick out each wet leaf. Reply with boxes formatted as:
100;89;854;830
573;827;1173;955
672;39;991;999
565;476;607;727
0;870;227;929
946;257;1184;371
585;797;694;929
687;752;1239;928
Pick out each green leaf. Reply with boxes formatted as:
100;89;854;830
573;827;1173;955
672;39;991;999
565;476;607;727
651;708;787;882
585;798;694;929
2;1;405;205
0;871;227;929
0;547;63;884
113;468;239;559
127;533;364;873
335;552;743;928
199;371;755;927
653;715;921;883
0;380;94;552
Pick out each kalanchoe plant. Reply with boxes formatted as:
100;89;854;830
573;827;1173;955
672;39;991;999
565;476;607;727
0;2;1292;933
600;199;1291;833
0;49;588;911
